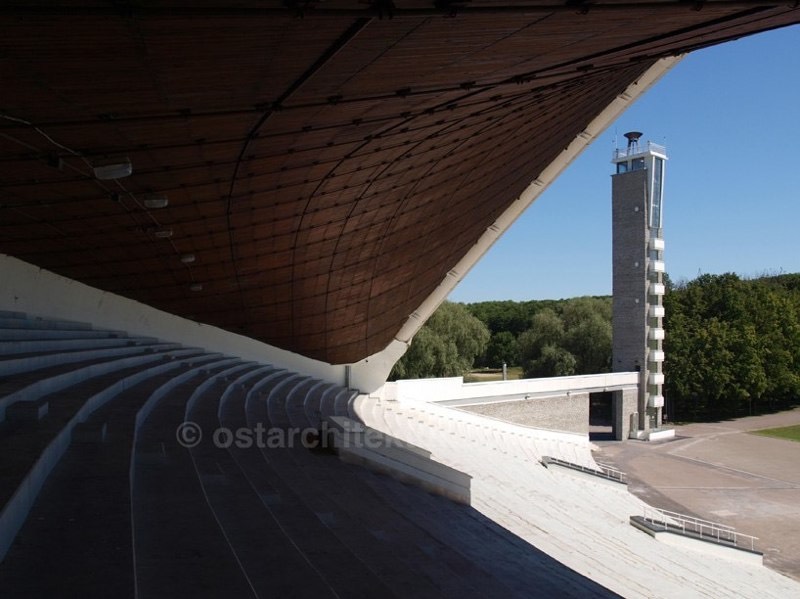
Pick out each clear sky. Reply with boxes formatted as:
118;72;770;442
449;24;800;303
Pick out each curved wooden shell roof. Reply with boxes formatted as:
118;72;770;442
1;2;797;363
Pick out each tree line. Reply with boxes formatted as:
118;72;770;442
389;273;800;421
663;273;800;420
390;295;612;380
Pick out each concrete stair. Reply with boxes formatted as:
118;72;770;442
0;312;798;598
354;397;799;598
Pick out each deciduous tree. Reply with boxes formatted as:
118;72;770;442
390;301;490;379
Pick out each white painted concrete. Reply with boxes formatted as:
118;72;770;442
647;428;675;441
386;372;639;406
354;396;800;598
0;254;343;385
655;527;763;567
349;339;407;393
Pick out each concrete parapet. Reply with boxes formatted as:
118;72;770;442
461;392;590;435
0;254;343;387
630;516;763;567
326;416;471;504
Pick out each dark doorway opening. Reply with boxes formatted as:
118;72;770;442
589;391;614;441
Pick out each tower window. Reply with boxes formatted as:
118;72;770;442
650;157;664;228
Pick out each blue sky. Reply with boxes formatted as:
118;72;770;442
450;24;800;303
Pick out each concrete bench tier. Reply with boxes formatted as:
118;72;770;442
0;350;223;562
0;316;93;331
0;327;127;341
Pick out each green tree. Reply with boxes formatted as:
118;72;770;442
466;300;532;336
517;299;611;378
481;330;519;368
665;272;800;420
561;296;611;330
390;301;490;379
563;312;611;374
517;308;564;364
523;344;576;378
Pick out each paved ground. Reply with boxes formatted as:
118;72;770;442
594;407;800;581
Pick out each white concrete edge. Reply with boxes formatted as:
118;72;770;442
184;360;251;418
441;392;584;407
217;366;278;422
647;428;676;441
630;518;764;567
336;442;471;505
657;531;763;567
456;372;640;391
450;405;589;440
0;254;344;385
393;372;640;405
543;460;627;487
405;397;590;444
350;55;683;392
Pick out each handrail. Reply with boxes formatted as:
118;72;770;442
613;141;666;159
594;461;627;482
641;505;758;552
542;456;626;484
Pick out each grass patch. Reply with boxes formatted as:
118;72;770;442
464;366;523;383
751;424;800;443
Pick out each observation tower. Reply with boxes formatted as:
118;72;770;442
611;132;668;438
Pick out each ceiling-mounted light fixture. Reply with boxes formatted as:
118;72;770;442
153;227;173;239
189;283;203;292
47;153;64;171
143;194;169;209
93;157;132;180
180;253;196;264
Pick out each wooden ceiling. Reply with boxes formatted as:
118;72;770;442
1;2;797;363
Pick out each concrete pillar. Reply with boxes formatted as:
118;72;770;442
614;388;639;440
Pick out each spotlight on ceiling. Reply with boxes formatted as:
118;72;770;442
153;227;173;239
180;253;196;264
47;153;64;171
189;283;203;292
143;194;169;209
93;158;132;180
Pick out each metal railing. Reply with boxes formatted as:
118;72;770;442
594;461;627;484
613;141;666;160
641;505;758;551
542;456;626;484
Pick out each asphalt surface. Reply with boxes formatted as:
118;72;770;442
594;407;800;581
